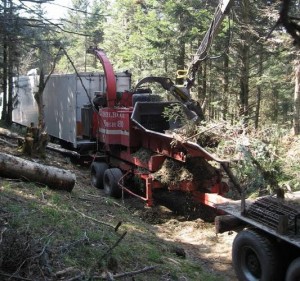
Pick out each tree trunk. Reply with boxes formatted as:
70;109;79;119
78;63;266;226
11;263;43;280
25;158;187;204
176;14;186;86
208;60;213;119
198;60;207;112
222;53;229;120
239;45;250;119
255;86;261;129
22;48;61;156
0;152;76;191
255;47;263;129
35;68;46;130
7;27;13;125
294;61;300;135
238;0;250;124
1;0;8;122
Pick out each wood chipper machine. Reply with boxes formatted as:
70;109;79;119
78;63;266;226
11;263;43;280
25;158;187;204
86;0;235;207
85;48;232;208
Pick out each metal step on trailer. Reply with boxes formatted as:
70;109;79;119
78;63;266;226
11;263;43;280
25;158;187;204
47;140;96;157
76;139;97;152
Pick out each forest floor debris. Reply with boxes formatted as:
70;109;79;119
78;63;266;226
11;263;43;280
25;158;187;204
0;133;236;281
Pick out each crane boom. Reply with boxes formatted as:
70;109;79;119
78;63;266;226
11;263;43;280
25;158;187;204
186;0;233;89
134;0;234;121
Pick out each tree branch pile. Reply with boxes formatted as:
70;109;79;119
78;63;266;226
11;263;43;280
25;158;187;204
0;228;50;279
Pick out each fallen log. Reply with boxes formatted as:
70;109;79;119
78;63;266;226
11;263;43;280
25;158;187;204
0;128;23;141
0;153;76;192
47;143;80;159
0;127;81;159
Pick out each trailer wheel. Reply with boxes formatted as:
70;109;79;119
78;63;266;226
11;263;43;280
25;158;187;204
286;257;300;281
91;162;108;189
103;168;123;198
232;229;281;281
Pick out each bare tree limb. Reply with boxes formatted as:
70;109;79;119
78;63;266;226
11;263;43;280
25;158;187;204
21;0;51;3
60;47;92;105
0;227;7;245
59;232;90;254
0;271;33;281
19;0;90;37
100;231;127;260
65;274;85;281
55;267;82;278
0;128;23;140
43;47;63;86
0;137;17;147
94;266;158;280
72;206;122;232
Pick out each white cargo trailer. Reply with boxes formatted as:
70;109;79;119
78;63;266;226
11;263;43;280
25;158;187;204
12;71;131;149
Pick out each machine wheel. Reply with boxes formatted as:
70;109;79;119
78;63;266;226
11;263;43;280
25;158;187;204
286;257;300;281
90;162;108;189
103;168;123;198
232;229;281;281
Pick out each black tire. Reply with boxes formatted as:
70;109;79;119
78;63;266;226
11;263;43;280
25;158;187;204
286;257;300;281
91;162;108;189
103;168;123;198
232;229;281;281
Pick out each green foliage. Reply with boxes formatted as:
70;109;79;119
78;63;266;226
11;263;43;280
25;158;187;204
55;0;108;73
162;103;187;124
0;0;298;129
0;0;295;131
218;124;292;197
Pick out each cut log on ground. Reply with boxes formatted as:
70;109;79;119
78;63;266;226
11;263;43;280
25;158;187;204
0;128;23;141
47;143;80;159
0;153;76;192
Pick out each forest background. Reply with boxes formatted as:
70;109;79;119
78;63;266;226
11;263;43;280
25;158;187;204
1;0;300;195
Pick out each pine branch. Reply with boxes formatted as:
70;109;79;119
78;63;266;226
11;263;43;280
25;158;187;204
94;266;158;280
49;2;108;17
19;0;91;37
21;0;53;3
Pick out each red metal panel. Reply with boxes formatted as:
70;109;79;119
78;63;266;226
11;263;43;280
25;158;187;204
119;91;133;107
118;151;166;172
93;108;132;146
93;49;117;107
192;192;231;208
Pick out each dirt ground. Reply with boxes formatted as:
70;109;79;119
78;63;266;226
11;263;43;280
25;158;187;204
126;197;238;281
0;134;238;280
155;218;237;281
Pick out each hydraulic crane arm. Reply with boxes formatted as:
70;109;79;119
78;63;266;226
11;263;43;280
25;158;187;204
185;0;233;90
133;0;233;121
133;76;205;120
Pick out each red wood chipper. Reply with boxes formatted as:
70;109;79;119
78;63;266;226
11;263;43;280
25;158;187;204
87;49;231;208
